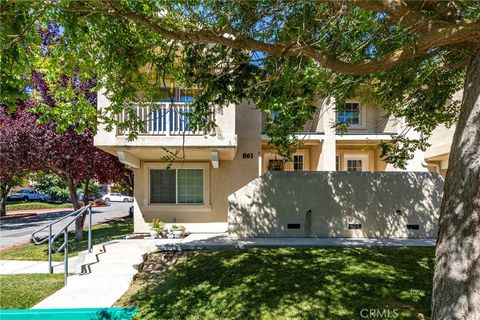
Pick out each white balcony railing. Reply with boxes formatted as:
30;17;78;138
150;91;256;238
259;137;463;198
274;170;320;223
116;102;214;136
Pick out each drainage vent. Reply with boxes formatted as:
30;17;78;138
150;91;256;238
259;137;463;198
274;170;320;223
287;223;301;229
349;224;362;230
407;224;420;230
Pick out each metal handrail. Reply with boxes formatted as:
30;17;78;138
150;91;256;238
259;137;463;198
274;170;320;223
31;204;93;285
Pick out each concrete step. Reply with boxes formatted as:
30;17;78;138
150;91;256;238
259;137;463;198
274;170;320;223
102;244;149;254
86;263;141;275
79;253;145;268
96;253;145;264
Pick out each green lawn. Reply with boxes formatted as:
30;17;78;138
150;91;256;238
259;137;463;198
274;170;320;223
0;219;133;261
6;202;72;211
0;274;64;309
120;248;435;320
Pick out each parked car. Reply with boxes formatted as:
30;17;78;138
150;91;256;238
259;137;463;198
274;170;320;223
7;189;50;202
78;193;101;202
102;192;133;203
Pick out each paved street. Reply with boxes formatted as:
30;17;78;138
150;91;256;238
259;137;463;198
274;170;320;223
0;202;132;249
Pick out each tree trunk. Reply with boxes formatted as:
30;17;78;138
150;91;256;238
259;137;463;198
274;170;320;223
65;173;80;211
74;179;90;242
0;183;11;217
64;172;85;242
431;49;480;319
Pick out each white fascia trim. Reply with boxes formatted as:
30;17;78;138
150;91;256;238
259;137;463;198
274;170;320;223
261;133;325;141
335;134;396;141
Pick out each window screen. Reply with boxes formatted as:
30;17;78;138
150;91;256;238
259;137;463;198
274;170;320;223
178;169;204;204
150;169;176;203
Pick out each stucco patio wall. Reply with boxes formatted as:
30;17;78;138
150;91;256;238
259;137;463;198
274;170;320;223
228;171;444;238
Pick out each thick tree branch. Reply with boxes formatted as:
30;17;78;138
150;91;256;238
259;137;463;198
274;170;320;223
406;1;461;22
61;0;480;76
355;0;452;34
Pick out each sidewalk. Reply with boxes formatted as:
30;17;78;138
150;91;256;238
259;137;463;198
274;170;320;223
0;258;79;275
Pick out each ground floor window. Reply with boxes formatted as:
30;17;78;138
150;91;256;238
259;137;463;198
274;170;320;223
150;168;204;204
347;159;363;172
293;155;304;171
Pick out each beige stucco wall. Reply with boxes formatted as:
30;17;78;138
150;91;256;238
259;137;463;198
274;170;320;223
301;100;397;134
228;171;443;238
426;124;456;161
261;98;398;135
133;102;262;233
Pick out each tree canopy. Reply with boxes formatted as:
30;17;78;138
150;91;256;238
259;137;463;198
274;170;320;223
2;0;479;165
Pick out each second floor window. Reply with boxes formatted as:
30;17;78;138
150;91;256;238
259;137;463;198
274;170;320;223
337;102;361;125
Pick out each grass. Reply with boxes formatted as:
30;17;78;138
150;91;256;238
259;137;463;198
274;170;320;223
6;202;72;211
0;274;64;309
0;218;133;261
119;248;435;320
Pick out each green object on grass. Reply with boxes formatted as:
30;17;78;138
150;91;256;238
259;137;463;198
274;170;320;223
0;308;138;320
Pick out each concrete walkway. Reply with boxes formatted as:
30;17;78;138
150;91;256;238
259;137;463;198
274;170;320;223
28;234;435;309
0;257;78;275
154;233;437;250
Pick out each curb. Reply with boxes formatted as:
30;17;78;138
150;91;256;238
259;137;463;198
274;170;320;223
1;205;106;222
0;242;31;252
0;213;38;221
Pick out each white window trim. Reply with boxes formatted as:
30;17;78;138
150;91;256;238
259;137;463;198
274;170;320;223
344;154;370;172
144;162;210;209
293;154;304;171
337;100;366;129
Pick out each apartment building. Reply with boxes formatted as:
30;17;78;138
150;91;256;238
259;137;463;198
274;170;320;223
94;90;441;234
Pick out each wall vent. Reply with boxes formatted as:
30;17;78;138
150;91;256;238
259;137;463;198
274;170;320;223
407;224;420;230
287;223;301;229
349;224;362;230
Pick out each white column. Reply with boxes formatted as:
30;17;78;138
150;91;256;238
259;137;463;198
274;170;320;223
319;98;337;171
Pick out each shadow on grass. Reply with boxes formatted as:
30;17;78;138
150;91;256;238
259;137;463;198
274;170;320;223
126;248;434;320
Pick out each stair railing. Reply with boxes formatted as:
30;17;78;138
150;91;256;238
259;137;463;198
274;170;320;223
31;204;93;285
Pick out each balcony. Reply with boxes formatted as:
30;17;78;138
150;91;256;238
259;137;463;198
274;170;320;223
116;102;213;136
95;97;238;164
